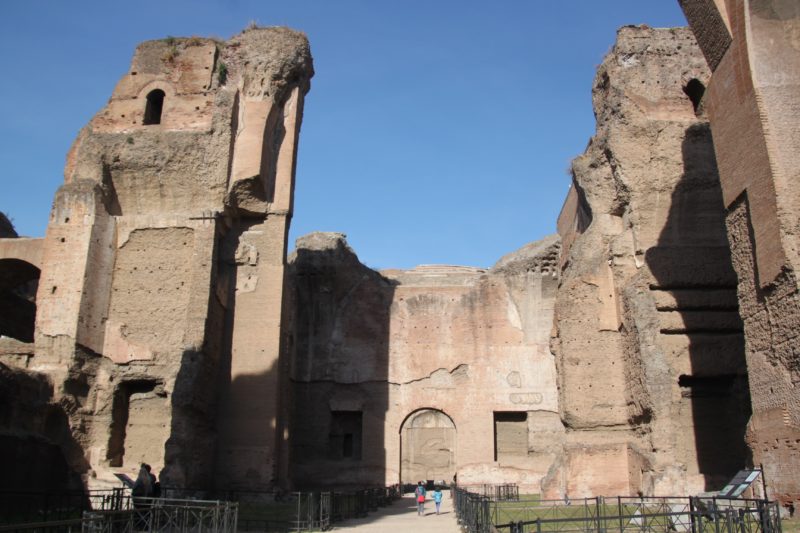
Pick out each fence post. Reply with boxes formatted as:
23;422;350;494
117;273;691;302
690;496;697;533
619;496;624;533
597;495;604;533
483;495;490;533
642;497;647;533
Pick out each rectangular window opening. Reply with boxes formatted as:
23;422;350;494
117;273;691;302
494;411;528;461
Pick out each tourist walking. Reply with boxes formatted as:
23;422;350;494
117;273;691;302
433;487;443;515
415;481;426;516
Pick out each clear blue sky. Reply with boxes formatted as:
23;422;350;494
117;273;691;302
0;1;687;269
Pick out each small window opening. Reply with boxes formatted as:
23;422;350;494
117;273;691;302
143;89;165;125
328;411;362;460
683;79;705;115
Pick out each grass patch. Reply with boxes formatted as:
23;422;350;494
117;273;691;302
217;61;228;85
783;517;800;533
237;500;296;522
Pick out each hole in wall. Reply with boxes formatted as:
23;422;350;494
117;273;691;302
683;79;706;115
143;89;165;125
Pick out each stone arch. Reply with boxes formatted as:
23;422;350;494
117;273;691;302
143;89;166;125
0;258;40;342
399;408;456;485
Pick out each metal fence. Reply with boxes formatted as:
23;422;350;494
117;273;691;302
0;489;127;526
0;497;236;533
453;486;493;533
288;486;400;532
452;487;783;533
459;484;521;502
1;485;400;532
82;498;238;533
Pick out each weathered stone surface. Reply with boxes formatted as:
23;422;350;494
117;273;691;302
679;0;800;508
285;232;561;492
553;26;749;497
2;15;797;505
0;26;312;493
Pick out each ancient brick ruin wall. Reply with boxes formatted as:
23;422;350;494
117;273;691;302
679;0;800;507
2;16;797;502
553;26;749;497
0;27;312;492
284;232;561;492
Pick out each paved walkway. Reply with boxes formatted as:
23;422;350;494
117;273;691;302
332;491;461;532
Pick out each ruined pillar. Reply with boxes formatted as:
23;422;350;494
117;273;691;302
214;33;311;491
553;26;749;497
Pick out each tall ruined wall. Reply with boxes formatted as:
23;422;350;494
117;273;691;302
284;232;561;492
679;0;800;507
553;26;749;497
0;27;312;492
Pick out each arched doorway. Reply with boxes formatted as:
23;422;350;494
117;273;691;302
400;409;456;485
0;258;40;342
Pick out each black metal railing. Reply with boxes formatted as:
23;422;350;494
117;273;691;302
453;485;493;533
0;496;237;533
0;489;127;525
288;486;401;532
82;497;238;533
458;483;521;501
0;484;401;532
220;485;401;532
451;487;783;533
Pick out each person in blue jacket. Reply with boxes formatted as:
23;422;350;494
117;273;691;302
433;487;443;515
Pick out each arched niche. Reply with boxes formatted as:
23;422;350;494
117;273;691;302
143;89;166;125
399;408;456;485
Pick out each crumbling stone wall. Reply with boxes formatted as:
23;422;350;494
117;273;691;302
1;27;312;493
284;232;561;492
5;17;795;501
552;26;749;497
0;362;87;491
679;0;800;508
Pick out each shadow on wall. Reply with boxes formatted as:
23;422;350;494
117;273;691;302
162;222;235;494
646;121;752;490
0;259;40;343
163;219;297;494
286;236;396;490
0;362;90;492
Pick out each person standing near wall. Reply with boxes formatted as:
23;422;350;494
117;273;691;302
415;481;426;516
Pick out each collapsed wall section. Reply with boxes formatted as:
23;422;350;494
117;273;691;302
552;26;749;497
